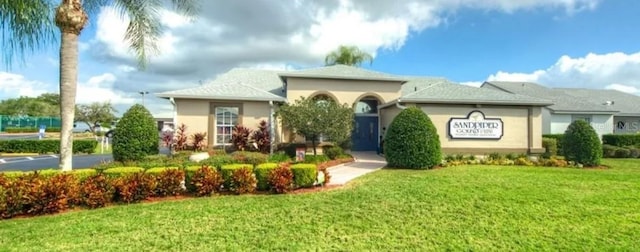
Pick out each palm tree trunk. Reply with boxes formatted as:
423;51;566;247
56;0;88;171
58;31;78;171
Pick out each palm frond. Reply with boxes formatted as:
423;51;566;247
0;0;55;68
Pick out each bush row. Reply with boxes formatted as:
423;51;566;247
602;134;640;147
602;145;640;158
0;163;321;219
0;139;97;154
542;134;565;155
443;154;580;168
4;127;62;133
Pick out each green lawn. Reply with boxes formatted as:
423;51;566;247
1;159;639;251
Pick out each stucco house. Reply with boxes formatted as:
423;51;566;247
156;65;551;154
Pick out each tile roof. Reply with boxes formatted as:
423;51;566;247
400;79;552;105
278;64;407;82
555;88;640;116
483;81;618;113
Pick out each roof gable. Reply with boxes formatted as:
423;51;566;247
278;64;407;82
401;80;551;105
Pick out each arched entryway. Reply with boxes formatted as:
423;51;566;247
351;96;380;151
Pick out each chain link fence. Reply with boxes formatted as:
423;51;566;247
0;115;62;132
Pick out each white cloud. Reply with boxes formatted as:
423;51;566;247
460;81;483;87
0;72;51;99
477;51;640;95
76;73;136;105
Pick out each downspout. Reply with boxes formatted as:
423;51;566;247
269;100;275;155
169;97;177;127
396;99;407;110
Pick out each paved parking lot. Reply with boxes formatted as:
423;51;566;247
0;154;113;171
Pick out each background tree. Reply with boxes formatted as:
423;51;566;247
325;45;373;66
1;0;198;171
74;101;117;132
0;93;60;116
277;96;354;155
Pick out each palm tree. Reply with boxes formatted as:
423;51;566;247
324;45;373;66
1;0;198;171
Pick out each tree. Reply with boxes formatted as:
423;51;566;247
0;93;60;117
1;0;198;171
324;45;373;66
277;96;354;155
112;104;158;162
74;101;117;132
384;107;441;169
563;120;602;167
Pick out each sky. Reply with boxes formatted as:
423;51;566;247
1;0;640;118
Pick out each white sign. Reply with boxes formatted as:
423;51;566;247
448;111;503;139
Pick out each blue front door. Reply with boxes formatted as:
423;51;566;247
351;116;379;151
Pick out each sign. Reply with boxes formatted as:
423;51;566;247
448;110;503;139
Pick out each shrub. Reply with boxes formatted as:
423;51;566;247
72;169;98;182
384;107;441;169
602;134;640;147
278;143;308;158
102;167;145;178
189;165;223;196
38;173;81;214
304;154;329;164
201;155;235;169
255;163;279;191
16;173;48;216
112;104;159;162
161;131;174;149
267;151;291;163
268;164;294;194
231;125;253;151
614;148;631;158
542;137;558;158
602;144;619;158
628;147;640;158
251;120;271;154
0;177;27;218
230;168;257;194
563;120;602;167
174;124;189;151
80;174;114;209
230;151;268;166
488;152;504;160
0;139;97;154
146;168;185;197
112;172;157;203
323;146;344;160
542;134;564;155
220;164;254;189
191;132;207;151
291;163;318;188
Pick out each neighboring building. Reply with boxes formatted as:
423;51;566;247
556;88;640;134
156;65;552;154
481;81;619;138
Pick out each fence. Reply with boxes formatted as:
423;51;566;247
0;115;62;132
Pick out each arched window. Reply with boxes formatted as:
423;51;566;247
354;97;379;114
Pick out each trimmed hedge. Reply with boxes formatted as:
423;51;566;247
112;104;159;162
255;163;278;191
304;154;329;164
384;107;441;169
563;120;602;166
102;167;145;178
542;137;558;158
290;163;317;188
220;164;253;189
0;139;97;154
603;144;640;158
542;134;564;155
4;127;61;133
602;134;640;147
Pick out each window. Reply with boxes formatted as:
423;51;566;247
354;99;378;114
215;106;238;145
572;115;592;123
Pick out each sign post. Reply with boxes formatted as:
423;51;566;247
38;125;46;140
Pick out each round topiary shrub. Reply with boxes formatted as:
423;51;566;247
384;107;441;169
112;104;159;162
562;120;602;166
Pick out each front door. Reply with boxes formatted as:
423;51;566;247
351;116;379;151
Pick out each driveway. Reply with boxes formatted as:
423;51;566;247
0;133;39;140
0;154;113;172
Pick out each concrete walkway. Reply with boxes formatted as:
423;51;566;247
328;152;387;185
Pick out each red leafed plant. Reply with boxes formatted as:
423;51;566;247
231;125;253;151
154;169;185;197
80;174;114;209
190;165;224;197
174;123;189;151
113;172;157;203
161;131;174;149
251;120;271;153
230;168;257;195
268;164;294;194
191;132;207;151
40;173;81;214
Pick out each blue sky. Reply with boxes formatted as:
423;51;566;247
2;0;639;117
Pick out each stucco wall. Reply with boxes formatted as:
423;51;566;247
380;104;544;154
286;77;402;106
549;113;614;137
542;108;551;134
175;99;209;136
613;116;640;134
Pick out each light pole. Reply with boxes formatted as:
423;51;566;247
139;91;149;106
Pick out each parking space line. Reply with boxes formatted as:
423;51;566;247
50;155;58;158
0;159;5;164
26;157;34;160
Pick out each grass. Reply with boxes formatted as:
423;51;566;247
1;159;639;250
